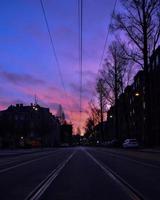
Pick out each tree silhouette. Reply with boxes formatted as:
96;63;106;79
112;0;160;146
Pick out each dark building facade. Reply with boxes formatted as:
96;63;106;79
60;123;73;146
105;46;160;146
0;103;60;148
149;46;160;146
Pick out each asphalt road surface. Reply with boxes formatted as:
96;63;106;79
0;147;160;200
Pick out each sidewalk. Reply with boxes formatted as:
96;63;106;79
99;147;160;162
140;148;160;154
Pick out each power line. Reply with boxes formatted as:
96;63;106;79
90;0;118;101
40;0;66;91
40;0;74;122
99;0;118;69
78;0;83;128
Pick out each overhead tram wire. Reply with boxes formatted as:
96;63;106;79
40;0;65;90
78;0;83;131
39;0;73;123
90;0;118;101
99;0;118;69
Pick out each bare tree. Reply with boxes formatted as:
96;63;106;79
112;0;160;68
88;99;101;126
101;42;128;100
85;100;102;141
99;40;130;139
76;127;81;136
95;78;107;141
84;117;95;138
112;0;160;146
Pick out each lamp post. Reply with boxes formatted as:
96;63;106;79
135;92;140;97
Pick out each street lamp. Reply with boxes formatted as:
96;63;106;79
135;92;140;97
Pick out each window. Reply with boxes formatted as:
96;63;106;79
149;60;153;71
156;55;159;67
152;60;155;70
143;102;145;109
130;98;132;105
130;111;132;117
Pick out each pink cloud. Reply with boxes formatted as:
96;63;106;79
0;70;46;86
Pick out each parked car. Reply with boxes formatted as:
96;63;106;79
122;139;139;148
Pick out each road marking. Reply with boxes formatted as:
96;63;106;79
84;149;145;200
0;149;61;167
0;149;64;174
92;148;160;169
24;151;75;200
0;150;61;167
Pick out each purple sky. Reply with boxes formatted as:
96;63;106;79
0;0;120;133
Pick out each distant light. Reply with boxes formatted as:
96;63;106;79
33;106;38;111
135;92;140;97
110;115;113;118
21;136;24;140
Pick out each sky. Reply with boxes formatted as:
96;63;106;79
0;0;120;133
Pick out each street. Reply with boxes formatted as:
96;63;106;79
0;147;160;200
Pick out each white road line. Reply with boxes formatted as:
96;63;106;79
92;148;160;169
0;149;63;174
84;149;145;200
0;150;57;163
24;151;76;200
0;150;62;167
